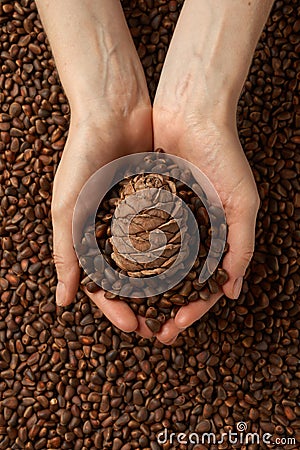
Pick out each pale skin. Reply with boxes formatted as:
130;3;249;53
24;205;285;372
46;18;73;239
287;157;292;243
36;0;274;344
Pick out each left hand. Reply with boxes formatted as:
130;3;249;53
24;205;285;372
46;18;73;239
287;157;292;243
144;0;272;344
147;112;259;344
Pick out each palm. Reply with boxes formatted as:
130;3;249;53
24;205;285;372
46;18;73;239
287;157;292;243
52;111;153;336
153;120;259;343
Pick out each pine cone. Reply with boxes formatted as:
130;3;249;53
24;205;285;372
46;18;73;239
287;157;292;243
110;174;188;277
80;152;229;335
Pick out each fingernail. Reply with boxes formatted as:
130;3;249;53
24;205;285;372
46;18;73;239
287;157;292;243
233;277;243;299
56;281;66;306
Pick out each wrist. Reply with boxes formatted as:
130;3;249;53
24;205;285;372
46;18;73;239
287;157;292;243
154;92;237;136
69;104;153;154
154;63;240;132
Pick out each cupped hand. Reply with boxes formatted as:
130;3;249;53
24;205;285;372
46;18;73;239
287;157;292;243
36;0;155;332
150;112;259;344
143;0;273;344
39;0;269;344
52;108;152;333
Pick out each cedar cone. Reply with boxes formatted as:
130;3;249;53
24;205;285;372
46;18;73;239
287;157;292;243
81;158;229;335
109;173;188;277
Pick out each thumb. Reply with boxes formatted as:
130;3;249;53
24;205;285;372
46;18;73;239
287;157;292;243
52;208;80;306
221;208;258;299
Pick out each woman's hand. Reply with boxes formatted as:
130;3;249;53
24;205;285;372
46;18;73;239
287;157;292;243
36;0;153;333
150;114;259;343
149;0;273;344
52;110;152;333
37;0;273;342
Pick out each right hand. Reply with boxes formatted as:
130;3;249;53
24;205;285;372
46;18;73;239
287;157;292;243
52;107;152;334
35;0;154;335
151;109;259;343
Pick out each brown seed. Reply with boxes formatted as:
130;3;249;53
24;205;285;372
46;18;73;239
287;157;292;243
145;318;161;333
85;281;101;293
1;397;18;409
215;268;229;285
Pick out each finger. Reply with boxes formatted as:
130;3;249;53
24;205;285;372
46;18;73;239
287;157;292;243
165;335;179;345
155;319;180;345
51;142;101;308
222;207;258;299
53;213;80;307
85;289;138;332
135;316;154;339
175;291;223;329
